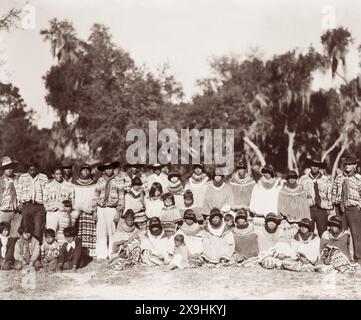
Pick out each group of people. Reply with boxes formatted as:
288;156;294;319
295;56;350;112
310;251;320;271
0;153;360;274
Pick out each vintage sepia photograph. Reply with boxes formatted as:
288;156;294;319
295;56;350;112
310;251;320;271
0;0;361;305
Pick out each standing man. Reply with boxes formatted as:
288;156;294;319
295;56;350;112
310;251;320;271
93;160;125;260
17;162;48;242
299;158;333;237
44;166;75;234
332;155;361;263
229;160;256;209
0;156;21;237
61;160;74;183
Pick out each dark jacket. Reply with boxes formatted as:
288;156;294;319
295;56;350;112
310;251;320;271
0;237;16;263
57;237;82;268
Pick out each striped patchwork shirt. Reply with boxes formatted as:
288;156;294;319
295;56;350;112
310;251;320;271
93;174;125;210
17;173;49;205
299;173;333;210
43;179;75;212
332;173;361;208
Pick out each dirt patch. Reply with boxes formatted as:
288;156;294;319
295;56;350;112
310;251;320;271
0;261;360;299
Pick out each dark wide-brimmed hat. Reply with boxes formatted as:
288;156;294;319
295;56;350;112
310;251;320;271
61;160;74;169
168;171;181;181
0;156;19;170
265;212;281;225
183;209;197;222
209;208;223;221
327;216;342;229
286;170;298;180
343;155;359;166
97;160;120;172
305;158;326;169
236;160;247;170
261;164;275;178
298;218;313;230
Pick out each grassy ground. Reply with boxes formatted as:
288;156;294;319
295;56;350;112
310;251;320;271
0;261;360;300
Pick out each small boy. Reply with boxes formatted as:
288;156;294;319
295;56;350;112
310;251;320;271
57;226;82;272
40;229;60;271
224;214;235;228
14;227;41;271
57;200;79;245
0;222;16;270
169;234;189;270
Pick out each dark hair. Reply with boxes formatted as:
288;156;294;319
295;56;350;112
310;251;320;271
63;226;76;237
224;214;234;222
149;182;163;198
18;226;33;236
123;209;135;219
25;162;39;171
53;166;63;174
183;189;194;200
131;177;143;187
174;234;184;243
162;192;175;205
44;228;56;238
62;200;72;207
0;222;11;234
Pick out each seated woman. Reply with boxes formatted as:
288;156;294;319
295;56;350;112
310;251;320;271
232;209;259;264
140;217;170;266
144;182;164;219
282;218;320;272
201;208;235;265
110;210;141;270
169;210;203;259
317;216;358;273
256;213;293;270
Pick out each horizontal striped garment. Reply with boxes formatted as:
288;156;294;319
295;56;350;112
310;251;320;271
299;173;333;210
17;173;49;204
93;174;125;209
332;173;361;208
43;179;75;212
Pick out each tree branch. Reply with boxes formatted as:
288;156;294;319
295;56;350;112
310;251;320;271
243;135;266;166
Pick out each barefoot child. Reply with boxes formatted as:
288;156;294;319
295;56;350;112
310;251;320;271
169;234;189;270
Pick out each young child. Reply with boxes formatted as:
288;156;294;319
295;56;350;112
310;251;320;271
57;226;82;272
179;190;203;224
224;214;235;228
167;171;184;209
159;193;182;238
14;227;41;271
40;228;60;272
145;182;164;219
169;234;189;270
57;200;79;245
0;222;16;270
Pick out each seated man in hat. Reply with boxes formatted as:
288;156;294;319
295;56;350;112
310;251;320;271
318;216;358;273
232;209;259;264
184;164;209;209
332;155;361;264
92;160;125;260
249;164;282;232
0;156;21;238
202;167;234;220
282;218;320;272
147;164;169;194
201;208;235;265
299;158;333;238
278;170;310;239
229;160;256;210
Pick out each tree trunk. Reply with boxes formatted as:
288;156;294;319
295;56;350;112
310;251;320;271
331;139;348;181
243;135;266;166
321;133;344;162
286;131;296;170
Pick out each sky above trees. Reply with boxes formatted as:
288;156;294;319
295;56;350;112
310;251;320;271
2;0;361;128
